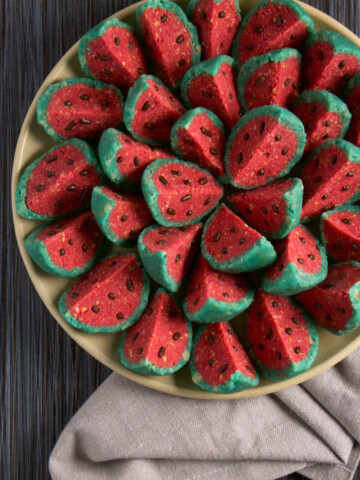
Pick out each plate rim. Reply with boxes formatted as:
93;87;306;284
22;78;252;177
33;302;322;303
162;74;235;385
11;0;360;400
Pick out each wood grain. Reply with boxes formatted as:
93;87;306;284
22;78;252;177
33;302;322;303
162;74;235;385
0;1;359;479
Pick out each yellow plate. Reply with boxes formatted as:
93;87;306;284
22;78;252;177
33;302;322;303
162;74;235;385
11;0;360;399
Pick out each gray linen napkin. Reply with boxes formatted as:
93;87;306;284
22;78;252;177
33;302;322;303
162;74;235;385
49;348;360;480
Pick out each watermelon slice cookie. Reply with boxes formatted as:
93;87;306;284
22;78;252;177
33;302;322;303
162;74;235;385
297;262;360;335
78;18;147;94
91;186;153;247
291;89;351;154
136;0;200;89
119;288;192;375
141;158;223;227
25;211;105;277
170;107;227;180
181;55;241;130
232;0;314;65
37;78;123;141
184;254;254;323
320;205;360;262
262;224;328;296
302;30;360;95
246;290;319;381
237;48;301;111
15;139;103;220
138;223;202;292
124;75;186;145
225;105;305;189
228;178;303;239
190;322;259;393
300;139;360;221
187;0;241;60
343;73;360;147
201;204;277;272
98;128;174;190
59;253;150;333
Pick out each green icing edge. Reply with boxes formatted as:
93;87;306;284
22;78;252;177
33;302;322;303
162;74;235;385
91;186;137;247
301;139;360;221
183;287;254;323
262;226;328;296
224;105;306;190
124;74;171;146
78;18;135;80
189;324;259;393
136;0;201;89
232;0;315;64
119;288;193;375
137;224;181;292
303;30;360;61
320;204;360;257
25;219;107;277
37;77;124;141
246;306;319;381
181;55;237;109
342;72;360;102
228;177;303;240
187;0;241;20
170;107;228;183
201;204;277;273
58;253;150;333
237;48;302;112
15;138;103;220
141;158;224;227
293;89;351;139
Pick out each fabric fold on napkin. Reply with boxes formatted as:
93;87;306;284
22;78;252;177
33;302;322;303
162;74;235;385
49;348;360;480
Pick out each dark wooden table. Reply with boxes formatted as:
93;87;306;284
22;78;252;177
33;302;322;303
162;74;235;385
1;1;359;479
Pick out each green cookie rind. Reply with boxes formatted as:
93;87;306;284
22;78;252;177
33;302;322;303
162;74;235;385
272;178;304;239
306;260;360;336
224;105;306;189
124;74;170;146
141;158;224;227
342;72;360;102
247;308;319;381
25;221;107;277
201;205;277;273
320;205;360;255
181;55;237;109
292;89;351;139
136;0;201;90
170;107;228;183
138;224;180;292
91;186;137;248
15;139;103;220
228;178;304;240
58;253;150;333
187;0;241;20
232;0;315;64
37;77;124;141
189;324;259;393
301;139;360;221
237;48;302;111
119;288;193;375
98;128;141;191
262;230;328;296
303;30;360;61
183;287;254;323
78;18;135;80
